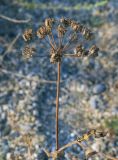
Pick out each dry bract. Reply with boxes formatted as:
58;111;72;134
22;17;99;62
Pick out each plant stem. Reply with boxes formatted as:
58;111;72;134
56;62;61;151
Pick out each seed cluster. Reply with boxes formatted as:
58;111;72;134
50;48;62;64
22;17;99;61
77;129;108;142
22;45;35;59
23;29;33;42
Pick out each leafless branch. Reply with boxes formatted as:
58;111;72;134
1;33;21;60
0;68;58;84
0;14;31;23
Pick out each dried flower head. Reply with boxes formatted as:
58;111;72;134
50;47;62;63
77;129;96;142
82;27;93;40
70;20;83;32
89;45;99;57
57;25;66;37
60;18;71;27
37;25;48;39
22;29;33;41
22;17;99;63
22;45;35;59
45;18;55;28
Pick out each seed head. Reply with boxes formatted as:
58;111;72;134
37;25;48;39
82;27;93;40
60;18;71;27
45;18;55;28
50;48;62;63
57;25;66;37
22;45;35;59
74;44;84;56
89;45;99;57
22;29;33;42
70;20;83;32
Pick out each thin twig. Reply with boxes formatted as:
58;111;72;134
63;53;81;58
43;140;85;159
50;32;57;48
0;68;58;84
48;35;55;50
58;140;85;153
0;33;20;62
0;14;31;23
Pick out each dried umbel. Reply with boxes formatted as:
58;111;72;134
22;45;35;59
71;20;83;32
50;47;62;63
45;18;55;28
22;17;99;62
60;18;71;27
89;45;99;57
22;29;33;41
57;25;66;37
77;129;108;142
82;27;94;40
37;25;49;39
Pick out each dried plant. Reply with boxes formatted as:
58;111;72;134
22;18;116;160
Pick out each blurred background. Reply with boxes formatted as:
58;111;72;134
0;0;118;159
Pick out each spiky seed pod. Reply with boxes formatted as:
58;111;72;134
89;45;99;56
22;45;35;59
60;18;71;27
45;18;55;28
82;27;93;40
22;29;33;41
57;25;66;37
